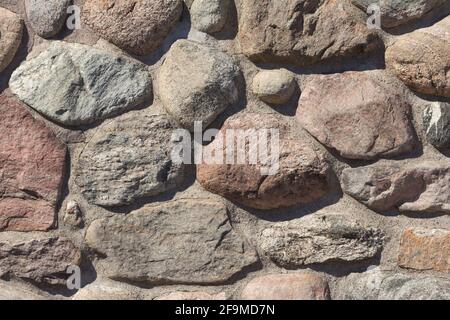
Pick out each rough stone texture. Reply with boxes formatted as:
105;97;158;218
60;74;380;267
82;0;183;56
252;69;296;105
238;0;382;66
296;70;417;160
398;228;450;272
85;199;258;284
157;39;240;131
191;0;229;33
0;237;81;285
352;0;449;28
423;102;450;150
386;16;450;98
0;7;22;72
72;279;142;300
241;273;330;300
342;161;450;214
197;112;332;210
0;94;66;232
339;268;450;300
156;291;227;300
25;0;71;38
260;213;384;266
0;280;56;300
75;108;185;207
9;41;152;126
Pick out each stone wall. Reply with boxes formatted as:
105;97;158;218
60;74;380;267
0;0;449;300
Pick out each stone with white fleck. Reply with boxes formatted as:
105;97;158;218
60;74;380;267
423;102;450;150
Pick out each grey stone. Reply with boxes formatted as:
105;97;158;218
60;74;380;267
339;268;450;300
260;213;384;267
25;0;71;38
341;161;450;214
0;7;23;73
191;0;229;34
0;237;81;285
252;69;296;105
85;199;259;284
75;108;185;207
352;0;449;28
423;102;450;150
157;39;240;131
9;41;152;126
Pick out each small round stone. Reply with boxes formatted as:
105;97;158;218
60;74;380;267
191;0;229;34
252;69;296;105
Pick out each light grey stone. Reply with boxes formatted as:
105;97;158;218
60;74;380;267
191;0;229;33
9;41;152;126
252;69;296;104
157;39;240;131
85;199;259;284
423;102;450;150
75;108;185;207
260;213;384;267
25;0;71;38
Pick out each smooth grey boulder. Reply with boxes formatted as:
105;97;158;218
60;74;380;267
423;102;450;150
157;39;240;131
191;0;229;33
260;213;384;267
9;41;152;126
85;199;259;284
25;0;71;38
75;108;185;207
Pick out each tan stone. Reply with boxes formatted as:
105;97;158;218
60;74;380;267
0;7;23;72
156;291;226;300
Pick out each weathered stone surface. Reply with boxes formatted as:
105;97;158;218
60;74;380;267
342;161;450;214
386;16;450;98
156;291;227;300
191;0;229;33
157;39;240;131
197;113;332;210
72;279;142;300
238;0;382;66
0;237;81;285
260;213;384;266
252;69;296;105
25;0;70;38
0;280;56;300
85;199;258;284
241;273;330;300
339;268;450;300
423;102;450;150
9;41;152;126
352;0;449;28
82;0;183;56
75;108;185;207
63;200;83;228
398;228;450;272
0;7;22;72
296;70;416;160
0;94;66;232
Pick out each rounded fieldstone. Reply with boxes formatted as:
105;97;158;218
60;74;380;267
0;7;23;73
252;69;296;104
191;0;229;34
423;102;450;150
25;0;71;38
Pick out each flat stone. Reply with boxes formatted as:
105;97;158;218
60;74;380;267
75;108;185;207
238;0;382;66
25;0;71;38
386;16;450;98
423;102;450;150
260;213;384;266
338;268;450;300
156;39;240;131
341;161;450;214
252;69;296;105
82;0;183;55
156;291;227;300
191;0;229;34
296;70;417;160
0;94;66;232
85;199;259;284
9;41;152;126
197;112;332;210
0;237;81;285
352;0;448;28
398;228;450;272
0;7;23;72
241;273;330;300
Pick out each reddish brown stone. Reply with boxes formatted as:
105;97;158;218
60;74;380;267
241;273;330;300
0;94;66;231
398;228;450;273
